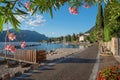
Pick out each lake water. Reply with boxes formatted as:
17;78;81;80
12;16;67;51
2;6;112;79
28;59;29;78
0;42;84;52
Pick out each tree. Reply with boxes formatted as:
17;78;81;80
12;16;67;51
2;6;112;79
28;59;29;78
104;0;120;42
72;33;76;42
95;1;104;42
67;35;72;42
89;1;104;42
84;36;90;42
60;36;64;42
90;30;97;42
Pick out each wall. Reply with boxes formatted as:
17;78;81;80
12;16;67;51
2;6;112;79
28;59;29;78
102;37;118;55
79;36;84;42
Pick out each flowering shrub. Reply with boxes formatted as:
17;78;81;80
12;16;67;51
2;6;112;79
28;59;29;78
69;7;79;15
83;4;90;8
25;2;30;9
20;41;26;48
4;32;26;53
25;2;33;12
96;65;120;80
8;33;16;41
5;44;16;53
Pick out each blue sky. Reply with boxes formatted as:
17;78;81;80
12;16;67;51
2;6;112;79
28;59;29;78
8;3;98;37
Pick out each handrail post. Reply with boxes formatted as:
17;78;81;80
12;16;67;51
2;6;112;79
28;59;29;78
35;49;36;63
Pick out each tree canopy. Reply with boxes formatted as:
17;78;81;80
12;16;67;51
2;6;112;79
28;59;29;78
89;1;104;42
89;0;120;42
104;0;120;41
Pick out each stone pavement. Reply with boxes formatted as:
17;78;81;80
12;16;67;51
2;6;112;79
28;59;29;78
27;44;98;80
10;44;120;80
114;56;120;63
99;55;119;70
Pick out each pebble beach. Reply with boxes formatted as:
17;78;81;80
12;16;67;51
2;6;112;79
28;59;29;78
47;48;85;61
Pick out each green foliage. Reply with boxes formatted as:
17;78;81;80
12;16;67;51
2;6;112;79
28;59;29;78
48;33;79;43
65;35;72;42
104;0;120;42
84;35;90;42
59;36;64;41
89;2;104;42
72;33;77;42
8;15;20;32
30;0;68;18
95;2;104;41
90;28;97;42
0;1;28;32
0;15;5;32
104;26;111;41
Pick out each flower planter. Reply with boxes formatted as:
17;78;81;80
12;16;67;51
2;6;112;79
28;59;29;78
96;65;120;80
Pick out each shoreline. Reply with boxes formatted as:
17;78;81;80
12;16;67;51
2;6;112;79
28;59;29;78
47;48;85;61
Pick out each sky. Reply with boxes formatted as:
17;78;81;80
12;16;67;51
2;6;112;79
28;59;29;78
6;3;98;37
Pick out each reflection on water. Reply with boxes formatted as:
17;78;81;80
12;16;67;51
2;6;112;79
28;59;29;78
0;42;85;52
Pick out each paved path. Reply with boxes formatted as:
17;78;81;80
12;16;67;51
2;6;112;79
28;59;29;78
29;45;98;80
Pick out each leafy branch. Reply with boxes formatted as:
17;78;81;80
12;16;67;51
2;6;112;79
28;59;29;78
0;0;119;32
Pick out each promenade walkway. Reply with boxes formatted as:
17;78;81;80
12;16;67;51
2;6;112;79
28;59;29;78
28;44;98;80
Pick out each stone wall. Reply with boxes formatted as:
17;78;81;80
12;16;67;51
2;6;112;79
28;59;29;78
102;37;119;55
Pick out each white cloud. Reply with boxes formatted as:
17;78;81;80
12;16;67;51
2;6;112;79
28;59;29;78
50;32;55;35
3;24;13;31
16;15;26;21
16;14;46;27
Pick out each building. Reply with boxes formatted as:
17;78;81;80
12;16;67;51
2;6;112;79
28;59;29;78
79;35;84;42
78;33;90;42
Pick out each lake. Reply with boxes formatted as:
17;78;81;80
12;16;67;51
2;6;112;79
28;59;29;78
0;42;85;52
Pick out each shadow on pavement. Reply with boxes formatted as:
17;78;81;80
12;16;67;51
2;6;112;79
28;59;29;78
59;58;96;63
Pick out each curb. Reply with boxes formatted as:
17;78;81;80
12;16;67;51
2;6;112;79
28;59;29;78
89;49;100;80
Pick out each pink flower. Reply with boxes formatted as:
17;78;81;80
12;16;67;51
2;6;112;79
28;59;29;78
25;2;30;9
20;41;26;48
96;78;100;80
118;64;120;69
98;71;102;79
69;7;79;15
102;76;107;80
110;66;116;71
8;33;16;41
10;47;17;53
5;44;17;53
5;44;11;51
83;4;90;8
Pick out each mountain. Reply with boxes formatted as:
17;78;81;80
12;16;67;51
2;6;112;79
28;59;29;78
0;29;48;42
85;26;96;33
